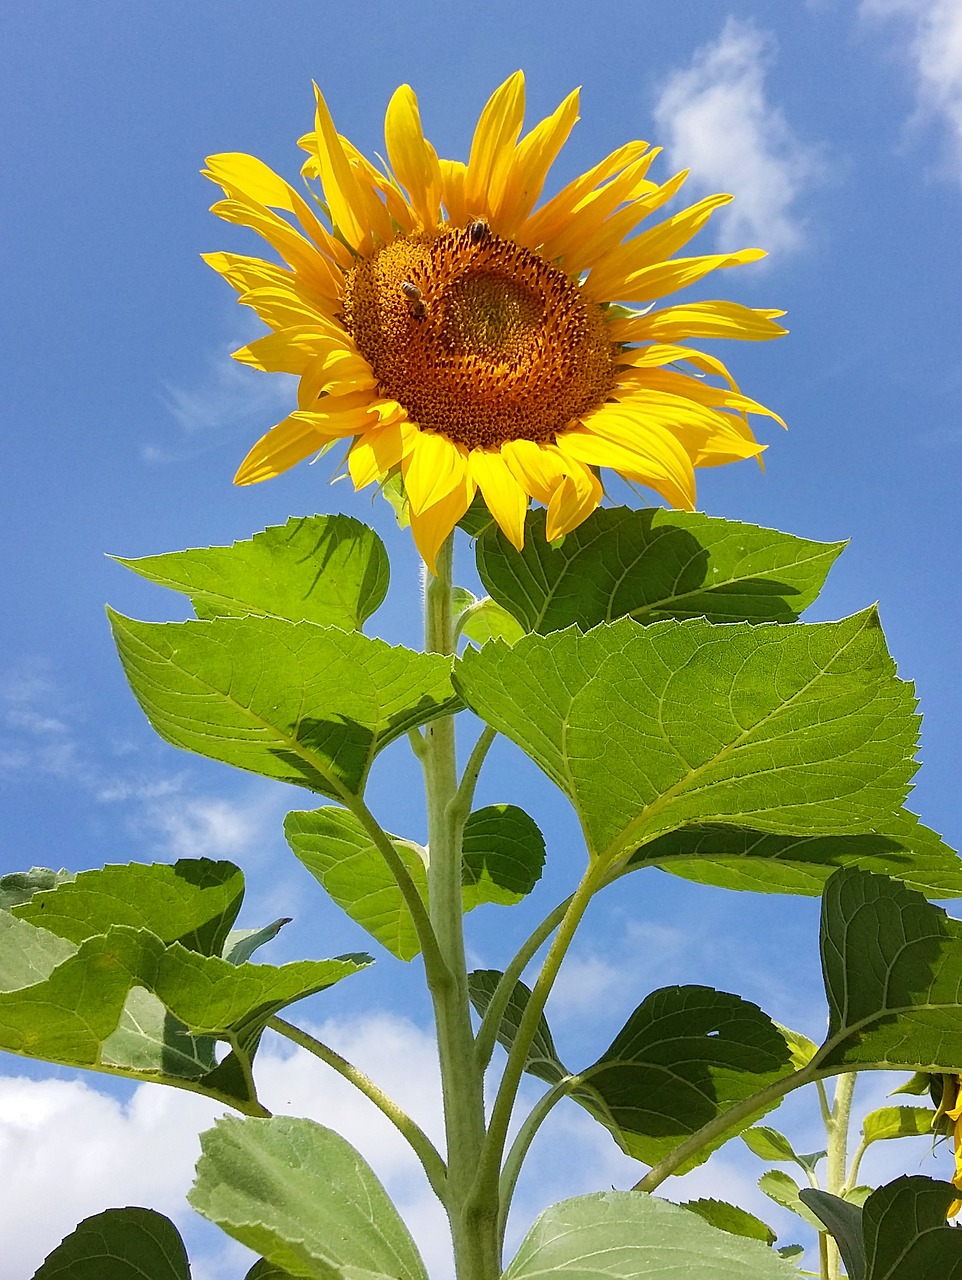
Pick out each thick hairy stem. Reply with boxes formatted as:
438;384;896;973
824;1071;857;1280
268;1017;447;1201
422;537;499;1280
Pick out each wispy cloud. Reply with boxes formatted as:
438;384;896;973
860;0;962;175
652;19;821;256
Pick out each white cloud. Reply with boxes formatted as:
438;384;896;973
860;0;962;173
652;19;820;256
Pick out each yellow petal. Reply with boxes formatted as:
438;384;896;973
593;248;766;306
465;71;526;218
410;475;476;574
544;465;603;542
210;197;342;300
439;159;469;225
234;414;329;484
469;450;528;550
518;140;651;251
385;84;443;230
348;418;416;488
559;411;696;510
613;302;788;344
493;88;580;238
310;84;393;252
501;438;567;504
402;431;468;515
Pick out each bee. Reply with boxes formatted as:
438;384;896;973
466;218;490;245
400;280;426;319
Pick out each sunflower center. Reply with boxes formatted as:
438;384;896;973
340;225;616;449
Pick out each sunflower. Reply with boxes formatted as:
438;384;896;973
203;73;786;570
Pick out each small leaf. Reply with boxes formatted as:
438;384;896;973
681;1198;777;1245
759;1171;827;1232
845;1186;874;1206
245;1262;296;1280
818;870;962;1073
862;1106;934;1144
461;805;545;907
109;612;460;800
286;807;428;962
455;612;921;863
892;1072;933;1097
741;1126;800;1163
457;596;526;646
776;1245;804;1261
799;1188;866;1280
467;971;568;1084
476;506;845;634
114;514;389;631
577;986;792;1171
776;1023;820;1070
189;1115;428;1280
0;867;74;911
224;919;291;965
31;1207;190;1280
503;1191;799;1280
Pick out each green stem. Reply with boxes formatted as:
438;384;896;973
824;1071;857;1280
497;1076;577;1249
475;894;573;1073
421;536;498;1280
268;1017;447;1200
450;724;497;825
475;860;608;1216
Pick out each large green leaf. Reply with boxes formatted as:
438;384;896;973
817;869;962;1072
12;858;245;954
114;515;389;630
109;612;461;800
455;611;918;862
0;920;368;1111
0;866;73;910
31;1207;190;1280
624;811;962;897
802;1177;962;1280
476;507;845;633
286;804;545;960
189;1115;428;1280
503;1191;799;1280
576;985;792;1171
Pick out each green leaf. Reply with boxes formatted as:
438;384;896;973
0;922;368;1111
862;1106;934;1144
503;1191;799;1280
467;971;568;1084
461;805;545;907
286;805;545;960
31;1207;190;1280
741;1126;801;1163
476;506;845;634
455;612;920;862
246;1263;297;1280
0;910;76;990
453;590;526;646
109;612;461;800
286;807;428;962
12;858;245;955
799;1189;865;1278
0;866;73;910
759;1171;827;1231
114;515;389;631
818;869;962;1073
189;1115;428;1280
625;811;962;898
576;986;792;1171
862;1177;962;1278
681;1199;777;1245
224;918;292;965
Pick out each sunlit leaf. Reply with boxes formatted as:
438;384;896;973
0;867;73;911
190;1115;428;1280
476;507;845;634
456;611;918;863
681;1199;777;1245
862;1106;934;1144
114;514;389;631
109;611;460;800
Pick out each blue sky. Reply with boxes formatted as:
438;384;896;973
2;1;962;1275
